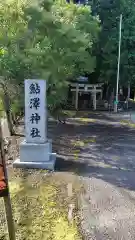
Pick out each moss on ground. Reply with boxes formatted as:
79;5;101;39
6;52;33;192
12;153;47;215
0;171;82;240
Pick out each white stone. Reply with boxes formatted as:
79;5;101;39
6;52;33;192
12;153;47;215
25;79;47;143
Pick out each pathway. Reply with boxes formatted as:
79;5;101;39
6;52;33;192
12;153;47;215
52;112;135;240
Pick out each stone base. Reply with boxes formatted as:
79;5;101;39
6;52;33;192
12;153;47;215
13;155;56;170
13;139;56;170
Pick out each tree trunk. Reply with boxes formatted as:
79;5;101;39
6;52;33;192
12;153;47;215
5;109;15;136
11;112;16;125
1;88;15;136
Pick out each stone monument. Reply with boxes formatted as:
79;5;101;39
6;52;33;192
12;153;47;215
13;79;56;170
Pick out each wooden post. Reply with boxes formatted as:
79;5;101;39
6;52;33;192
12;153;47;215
0;118;15;240
72;92;74;106
4;195;16;240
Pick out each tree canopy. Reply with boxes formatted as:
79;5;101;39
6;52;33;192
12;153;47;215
0;0;100;111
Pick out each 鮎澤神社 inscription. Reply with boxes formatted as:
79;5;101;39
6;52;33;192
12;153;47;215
25;80;46;143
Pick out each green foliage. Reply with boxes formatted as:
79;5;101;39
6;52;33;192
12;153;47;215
90;0;135;88
0;0;100;111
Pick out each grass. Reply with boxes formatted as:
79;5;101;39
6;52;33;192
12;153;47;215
0;170;82;240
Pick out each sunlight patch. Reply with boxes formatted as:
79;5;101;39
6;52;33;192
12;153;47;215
84;138;96;143
71;140;85;147
53;216;79;240
120;120;135;128
74;153;79;160
9;181;23;197
73;149;80;153
79;118;96;123
120;120;129;124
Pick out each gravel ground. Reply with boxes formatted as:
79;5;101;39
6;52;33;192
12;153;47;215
80;177;135;240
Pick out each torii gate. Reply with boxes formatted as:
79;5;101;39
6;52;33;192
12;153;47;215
70;83;103;110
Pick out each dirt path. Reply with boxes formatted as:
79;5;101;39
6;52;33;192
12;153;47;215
53;112;135;239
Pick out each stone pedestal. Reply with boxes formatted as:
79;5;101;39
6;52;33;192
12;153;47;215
13;79;56;170
13;140;56;170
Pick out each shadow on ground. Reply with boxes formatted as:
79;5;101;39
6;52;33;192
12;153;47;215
48;112;135;192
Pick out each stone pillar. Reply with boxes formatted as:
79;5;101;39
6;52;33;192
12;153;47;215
100;90;103;100
72;92;74;106
25;79;47;143
13;79;56;170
